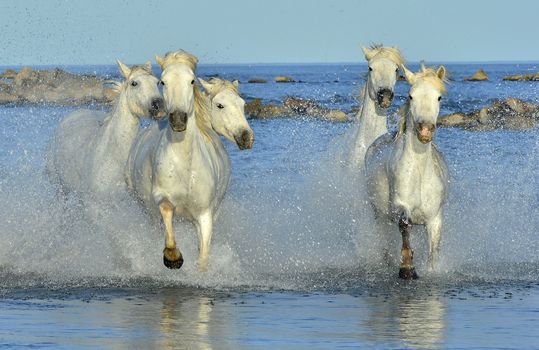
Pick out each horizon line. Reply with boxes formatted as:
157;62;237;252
1;59;539;67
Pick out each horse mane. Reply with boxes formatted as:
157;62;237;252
194;84;216;144
366;44;405;68
159;50;199;71
395;103;409;141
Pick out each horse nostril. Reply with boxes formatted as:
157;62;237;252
180;112;188;123
236;130;253;150
378;89;393;100
151;98;163;111
242;130;251;143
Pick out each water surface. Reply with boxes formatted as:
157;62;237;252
0;63;538;349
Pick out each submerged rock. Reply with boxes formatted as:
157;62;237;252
247;78;267;84
245;97;348;122
503;72;539;81
274;76;295;83
0;67;115;105
464;69;489;81
438;98;539;131
0;69;17;79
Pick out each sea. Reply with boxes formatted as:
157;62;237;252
0;62;538;349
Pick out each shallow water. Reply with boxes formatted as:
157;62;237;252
1;63;539;348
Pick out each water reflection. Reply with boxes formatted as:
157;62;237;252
158;293;214;350
361;285;446;349
123;290;216;350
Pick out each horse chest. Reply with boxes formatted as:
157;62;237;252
154;146;219;210
392;155;443;220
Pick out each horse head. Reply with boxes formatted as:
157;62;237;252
402;64;447;144
156;50;199;132
199;78;254;150
362;45;405;109
116;60;165;120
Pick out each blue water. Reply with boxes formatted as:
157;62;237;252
0;63;538;349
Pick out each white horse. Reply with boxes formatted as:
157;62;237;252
365;64;449;279
47;61;165;196
125;51;254;271
347;45;405;167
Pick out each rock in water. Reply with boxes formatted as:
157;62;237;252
503;72;539;81
0;67;115;105
247;78;267;84
438;98;539;131
464;69;488;81
245;97;349;122
274;76;295;83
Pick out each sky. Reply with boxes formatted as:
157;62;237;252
0;0;537;65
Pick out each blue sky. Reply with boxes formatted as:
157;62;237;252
0;0;537;65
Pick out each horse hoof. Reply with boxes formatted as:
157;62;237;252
399;267;419;280
163;249;184;269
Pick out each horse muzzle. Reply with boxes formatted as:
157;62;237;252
416;122;436;144
234;129;254;150
169;111;188;132
149;98;166;120
376;88;394;109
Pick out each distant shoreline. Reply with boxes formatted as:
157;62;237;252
1;61;539;68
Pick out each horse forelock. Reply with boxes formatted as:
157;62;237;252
413;68;447;94
367;45;405;68
160;50;199;71
130;64;153;76
206;78;239;99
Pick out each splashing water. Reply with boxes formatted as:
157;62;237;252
1;65;539;293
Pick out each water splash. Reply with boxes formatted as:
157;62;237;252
0;99;538;293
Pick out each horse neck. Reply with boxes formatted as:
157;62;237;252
103;92;140;146
355;79;388;147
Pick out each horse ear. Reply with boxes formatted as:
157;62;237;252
117;60;131;78
198;78;213;94
402;66;416;84
232;80;239;88
143;61;152;72
436;65;446;81
155;55;165;68
362;46;374;61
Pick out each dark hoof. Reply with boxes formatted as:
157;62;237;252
163;248;184;269
399;267;419;280
164;255;184;269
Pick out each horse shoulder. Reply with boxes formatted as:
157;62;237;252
431;144;450;184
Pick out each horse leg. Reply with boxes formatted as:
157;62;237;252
196;211;213;272
374;214;397;267
426;212;442;273
159;201;183;269
399;215;418;279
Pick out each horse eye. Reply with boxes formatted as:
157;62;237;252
191;79;195;85
217;103;224;109
438;96;442;101
409;95;413;100
368;67;373;72
159;80;165;86
131;81;138;87
395;68;399;72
